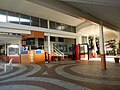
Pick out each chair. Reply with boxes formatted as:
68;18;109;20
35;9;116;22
4;58;13;72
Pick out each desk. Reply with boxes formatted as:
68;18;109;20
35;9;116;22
21;50;45;64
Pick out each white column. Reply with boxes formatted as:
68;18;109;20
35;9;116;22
99;21;106;70
48;35;51;54
76;36;81;44
87;36;89;44
19;40;21;55
99;22;105;54
48;20;50;29
76;36;79;45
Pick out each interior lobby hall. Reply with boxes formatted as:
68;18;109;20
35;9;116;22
0;60;120;90
0;0;120;90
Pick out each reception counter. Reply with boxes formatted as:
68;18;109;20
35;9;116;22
21;49;45;64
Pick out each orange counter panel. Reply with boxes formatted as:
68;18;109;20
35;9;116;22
21;50;45;64
22;31;44;39
34;53;45;64
21;55;29;64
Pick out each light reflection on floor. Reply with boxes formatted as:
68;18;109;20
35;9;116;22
81;57;116;62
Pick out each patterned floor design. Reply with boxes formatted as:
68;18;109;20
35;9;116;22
0;60;120;90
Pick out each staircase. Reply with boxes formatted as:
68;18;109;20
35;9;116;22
52;44;65;60
43;44;65;60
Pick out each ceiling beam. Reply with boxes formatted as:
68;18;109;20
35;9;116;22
76;22;93;32
59;0;120;6
27;0;118;30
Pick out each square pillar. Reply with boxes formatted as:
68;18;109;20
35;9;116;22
99;21;106;70
48;35;51;62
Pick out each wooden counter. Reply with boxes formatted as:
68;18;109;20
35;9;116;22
21;50;45;64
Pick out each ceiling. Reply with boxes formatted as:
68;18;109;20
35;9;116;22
60;0;120;29
0;0;84;26
0;0;119;29
0;0;119;43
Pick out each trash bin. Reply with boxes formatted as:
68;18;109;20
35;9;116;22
114;58;119;63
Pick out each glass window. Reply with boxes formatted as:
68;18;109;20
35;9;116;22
50;36;56;41
40;18;48;28
61;24;68;31
56;22;61;30
58;37;64;42
64;25;69;31
7;11;19;24
31;16;39;27
82;36;87;43
50;21;56;29
71;26;76;33
67;26;72;32
0;9;7;22
61;24;65;31
44;36;47;41
38;38;44;49
88;36;94;50
26;38;35;45
56;44;67;52
20;14;31;25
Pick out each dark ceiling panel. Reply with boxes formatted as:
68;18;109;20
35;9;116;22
61;0;120;29
61;0;120;6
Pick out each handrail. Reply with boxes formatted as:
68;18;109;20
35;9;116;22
53;44;64;59
39;44;65;59
53;46;63;54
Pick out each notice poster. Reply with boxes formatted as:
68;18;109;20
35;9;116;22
9;47;19;55
8;45;19;56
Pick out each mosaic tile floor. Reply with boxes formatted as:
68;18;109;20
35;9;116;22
0;60;120;90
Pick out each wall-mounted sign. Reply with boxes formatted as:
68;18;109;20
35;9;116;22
8;45;19;56
36;50;42;54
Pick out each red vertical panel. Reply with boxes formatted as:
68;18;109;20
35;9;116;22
76;45;80;60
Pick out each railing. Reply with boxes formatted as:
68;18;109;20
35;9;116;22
39;44;65;59
52;44;64;59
